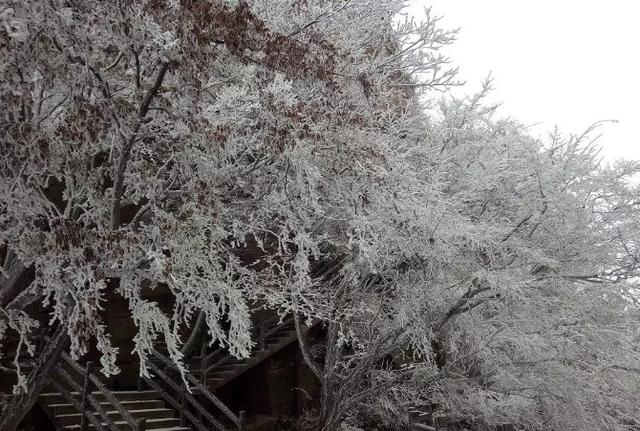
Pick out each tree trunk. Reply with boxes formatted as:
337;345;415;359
0;325;69;431
316;320;341;431
318;379;339;431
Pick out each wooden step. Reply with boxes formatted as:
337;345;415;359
140;428;191;431
208;370;237;378
191;364;239;375
55;407;175;427
48;399;165;416
142;428;191;431
144;429;191;431
265;336;291;345
62;416;182;430
40;390;160;405
209;364;238;371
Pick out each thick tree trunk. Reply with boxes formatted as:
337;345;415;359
319;320;345;431
318;379;339;431
0;325;69;431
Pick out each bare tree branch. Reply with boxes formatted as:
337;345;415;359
111;61;170;229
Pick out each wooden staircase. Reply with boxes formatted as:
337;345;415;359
39;389;189;430
190;314;319;391
33;340;244;431
29;312;317;431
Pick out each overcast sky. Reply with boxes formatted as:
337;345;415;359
408;1;640;162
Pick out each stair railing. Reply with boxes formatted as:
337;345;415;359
145;348;246;431
50;350;145;431
42;335;145;431
200;314;295;377
259;315;295;349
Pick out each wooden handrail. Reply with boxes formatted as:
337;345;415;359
43;335;144;431
53;365;83;392
263;315;294;339
142;376;209;431
201;346;227;372
201;313;290;368
146;361;227;431
203;314;296;375
204;348;231;373
59;350;142;431
148;348;240;427
184;371;240;425
54;365;120;431
50;367;108;431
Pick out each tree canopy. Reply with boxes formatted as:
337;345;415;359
1;1;639;430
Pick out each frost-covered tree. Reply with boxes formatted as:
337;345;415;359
291;82;640;431
0;0;456;427
1;1;639;431
402;86;640;431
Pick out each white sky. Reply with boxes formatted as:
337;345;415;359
407;1;640;162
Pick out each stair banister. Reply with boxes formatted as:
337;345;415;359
43;335;144;431
51;363;118;430
60;351;142;431
184;371;241;426
148;348;240;430
48;376;108;431
141;366;210;431
201;313;284;371
203;314;294;375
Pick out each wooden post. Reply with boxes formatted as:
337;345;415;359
200;336;208;386
259;322;266;351
503;425;514;431
79;361;94;431
198;335;207;422
179;386;187;426
137;373;144;391
238;411;246;431
496;425;504;431
434;416;441;431
137;418;147;431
